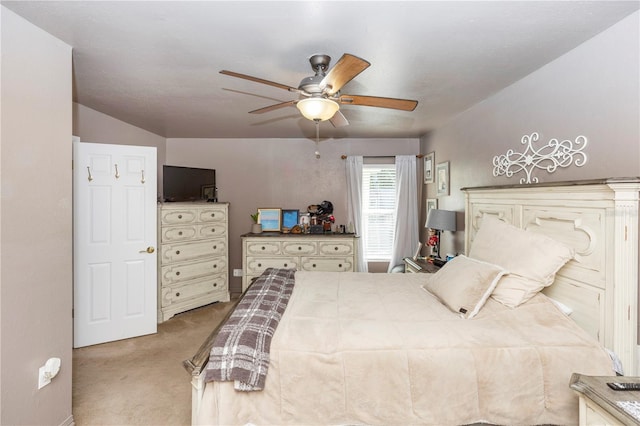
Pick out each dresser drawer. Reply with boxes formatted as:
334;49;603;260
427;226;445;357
282;241;317;255
246;256;297;275
197;222;227;239
160;209;197;225
300;256;354;272
160;274;227;307
199;207;227;223
161;239;227;263
161;257;227;285
245;241;281;255
161;225;198;242
319;240;354;256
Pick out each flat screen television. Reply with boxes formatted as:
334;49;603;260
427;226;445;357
163;165;216;202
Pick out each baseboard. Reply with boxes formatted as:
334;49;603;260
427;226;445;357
59;414;74;426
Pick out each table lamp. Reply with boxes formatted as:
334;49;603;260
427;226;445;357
425;209;456;259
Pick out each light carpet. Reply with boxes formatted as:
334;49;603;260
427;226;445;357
73;300;235;425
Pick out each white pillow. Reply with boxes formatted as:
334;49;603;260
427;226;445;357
468;215;574;308
423;255;508;319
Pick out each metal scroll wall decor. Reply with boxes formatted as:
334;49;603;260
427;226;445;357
492;132;588;184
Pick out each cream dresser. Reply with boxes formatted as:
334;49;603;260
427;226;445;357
241;233;359;292
158;202;230;322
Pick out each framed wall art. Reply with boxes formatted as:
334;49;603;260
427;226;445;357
426;198;437;220
436;161;450;196
423;152;435;184
257;208;282;232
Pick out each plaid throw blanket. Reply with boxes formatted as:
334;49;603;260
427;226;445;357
204;268;296;391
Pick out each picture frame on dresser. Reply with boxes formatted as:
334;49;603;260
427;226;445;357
258;208;282;231
281;209;299;230
201;184;216;201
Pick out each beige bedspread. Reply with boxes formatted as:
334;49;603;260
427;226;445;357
196;271;614;425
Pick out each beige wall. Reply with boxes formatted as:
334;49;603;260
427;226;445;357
1;7;73;425
165;137;420;291
421;11;640;258
73;103;166;197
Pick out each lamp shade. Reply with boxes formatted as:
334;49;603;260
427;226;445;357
426;209;457;231
296;97;339;121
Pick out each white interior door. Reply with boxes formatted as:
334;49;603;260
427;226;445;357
73;140;157;347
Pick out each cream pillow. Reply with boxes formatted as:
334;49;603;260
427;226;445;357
468;215;574;308
423;255;508;319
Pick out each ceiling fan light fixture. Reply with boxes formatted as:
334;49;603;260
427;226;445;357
296;97;339;121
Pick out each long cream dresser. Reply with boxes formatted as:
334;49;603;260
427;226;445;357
241;232;359;292
158;202;230;322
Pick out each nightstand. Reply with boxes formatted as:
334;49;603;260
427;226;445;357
570;373;640;425
402;257;441;274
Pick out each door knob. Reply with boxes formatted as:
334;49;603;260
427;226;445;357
139;246;155;254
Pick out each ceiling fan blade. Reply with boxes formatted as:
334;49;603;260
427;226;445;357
329;110;349;128
337;94;418;111
321;54;370;95
220;70;299;93
249;100;297;114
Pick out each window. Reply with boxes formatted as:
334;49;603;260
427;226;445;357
362;164;396;261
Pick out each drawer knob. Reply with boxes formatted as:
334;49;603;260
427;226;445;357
334;247;338;251
298;246;302;251
213;245;217;250
211;213;215;217
338;264;343;268
261;246;265;251
257;263;262;267
178;214;182;219
284;263;288;267
178;231;183;236
213;283;217;287
312;264;317;268
211;228;215;233
176;292;180;297
213;264;217;269
176;271;180;276
175;250;180;255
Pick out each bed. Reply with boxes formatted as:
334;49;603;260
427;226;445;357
184;178;640;425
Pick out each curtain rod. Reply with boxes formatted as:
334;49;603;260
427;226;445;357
340;154;424;160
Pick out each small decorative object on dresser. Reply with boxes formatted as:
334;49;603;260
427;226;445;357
281;209;299;231
157;202;230;322
250;211;262;234
257;208;281;232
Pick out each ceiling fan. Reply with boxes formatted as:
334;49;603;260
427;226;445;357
220;53;418;127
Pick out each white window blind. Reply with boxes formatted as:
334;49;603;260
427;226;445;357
362;164;396;261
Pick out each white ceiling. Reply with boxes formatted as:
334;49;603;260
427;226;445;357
3;1;639;140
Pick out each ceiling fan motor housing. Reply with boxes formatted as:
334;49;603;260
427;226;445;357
298;75;326;95
308;54;331;71
299;54;333;95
